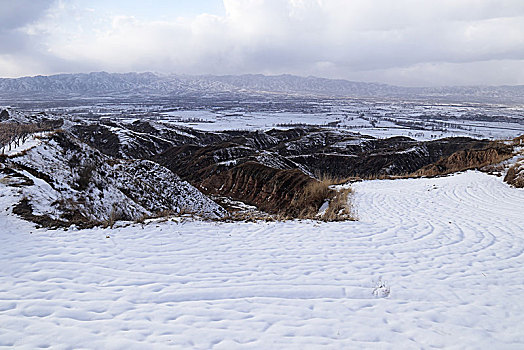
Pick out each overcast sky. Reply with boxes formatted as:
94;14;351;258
1;0;523;86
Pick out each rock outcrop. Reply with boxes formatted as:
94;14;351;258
0;109;9;121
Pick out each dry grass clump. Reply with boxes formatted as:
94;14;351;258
290;177;335;218
212;173;357;222
220;184;356;222
219;211;277;222
314;172;342;185
320;187;356;221
355;173;411;181
101;207;119;229
504;162;524;188
304;177;334;202
314;172;357;186
289;174;357;221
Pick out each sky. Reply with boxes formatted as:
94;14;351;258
0;0;523;86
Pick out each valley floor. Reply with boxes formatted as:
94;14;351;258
1;171;523;349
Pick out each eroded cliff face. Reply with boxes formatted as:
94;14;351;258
199;162;318;216
414;144;513;177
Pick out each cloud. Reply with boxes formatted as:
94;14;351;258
0;0;74;76
1;0;524;86
0;0;56;53
0;0;55;31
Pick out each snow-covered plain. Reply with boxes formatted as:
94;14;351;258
1;171;523;349
21;96;524;141
160;110;524;140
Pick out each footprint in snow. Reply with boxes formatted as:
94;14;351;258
372;277;391;298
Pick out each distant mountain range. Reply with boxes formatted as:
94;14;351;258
1;72;523;103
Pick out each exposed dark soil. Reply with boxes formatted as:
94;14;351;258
414;143;513;177
200;162;321;216
12;198;67;229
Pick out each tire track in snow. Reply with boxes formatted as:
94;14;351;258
353;171;524;290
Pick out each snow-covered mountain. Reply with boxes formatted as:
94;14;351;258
1;72;523;102
1;130;225;227
0;72;159;94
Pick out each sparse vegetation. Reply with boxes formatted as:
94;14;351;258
286;174;357;222
76;162;96;191
102;205;126;229
0;123;40;154
320;187;355;222
505;162;524;188
0;121;60;155
295;180;334;216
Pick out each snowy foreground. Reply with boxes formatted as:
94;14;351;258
1;171;523;349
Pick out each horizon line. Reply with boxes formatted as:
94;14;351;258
1;71;523;89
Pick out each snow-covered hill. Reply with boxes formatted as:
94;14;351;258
0;171;522;348
1;131;225;226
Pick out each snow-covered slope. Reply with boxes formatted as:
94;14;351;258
2;131;225;225
0;171;522;348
